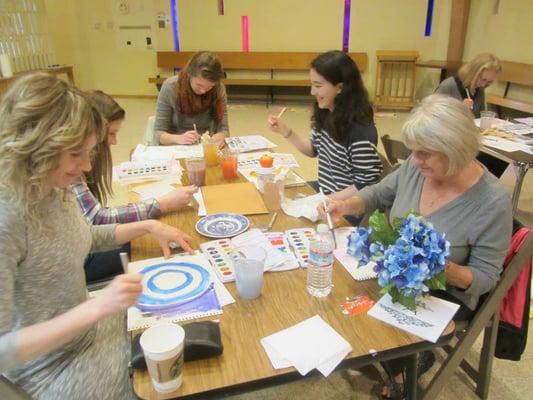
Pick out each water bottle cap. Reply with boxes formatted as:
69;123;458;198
317;224;329;233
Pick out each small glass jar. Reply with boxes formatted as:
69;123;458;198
256;166;275;193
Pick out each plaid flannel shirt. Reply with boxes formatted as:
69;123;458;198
71;181;161;225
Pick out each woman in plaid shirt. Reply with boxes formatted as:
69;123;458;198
72;91;196;283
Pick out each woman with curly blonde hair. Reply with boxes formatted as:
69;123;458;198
0;73;193;399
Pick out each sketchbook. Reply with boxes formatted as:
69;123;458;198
127;253;234;331
333;227;378;281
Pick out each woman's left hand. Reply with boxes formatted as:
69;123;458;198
149;221;194;257
212;132;227;148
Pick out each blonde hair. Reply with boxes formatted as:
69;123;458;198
85;90;125;205
458;53;502;92
0;73;105;228
401;94;480;176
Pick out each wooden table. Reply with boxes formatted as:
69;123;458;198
131;163;454;400
481;144;533;214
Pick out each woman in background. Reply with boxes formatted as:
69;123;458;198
268;50;382;202
72;91;196;283
435;53;507;177
0;73;193;399
154;51;229;146
435;52;501;118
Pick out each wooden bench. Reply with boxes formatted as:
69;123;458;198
149;51;368;103
486;60;533;115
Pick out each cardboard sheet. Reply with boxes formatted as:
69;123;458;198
201;182;268;215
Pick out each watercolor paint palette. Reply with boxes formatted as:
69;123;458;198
199;239;236;283
118;159;171;179
265;232;299;271
285;228;316;267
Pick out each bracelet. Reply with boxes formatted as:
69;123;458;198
284;129;294;139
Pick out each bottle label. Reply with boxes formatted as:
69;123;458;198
309;250;333;267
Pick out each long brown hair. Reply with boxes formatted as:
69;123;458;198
85;90;125;204
176;51;225;123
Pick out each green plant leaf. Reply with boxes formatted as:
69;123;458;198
369;210;398;246
425;271;447;290
389;287;417;312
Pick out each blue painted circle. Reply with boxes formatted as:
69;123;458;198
137;262;210;309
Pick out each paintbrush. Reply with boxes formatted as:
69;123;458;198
319;188;337;248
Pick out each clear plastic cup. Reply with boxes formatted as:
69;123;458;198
480;110;496;130
231;246;266;300
185;157;206;186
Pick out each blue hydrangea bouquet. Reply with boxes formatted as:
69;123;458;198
347;211;450;312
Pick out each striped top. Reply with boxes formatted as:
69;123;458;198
310;122;382;194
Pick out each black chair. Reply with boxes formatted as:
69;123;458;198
381;134;411;166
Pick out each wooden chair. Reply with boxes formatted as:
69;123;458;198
381;134;411;166
420;230;533;399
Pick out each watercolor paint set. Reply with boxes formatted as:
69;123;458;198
117;159;171;179
285;228;316;267
199;239;235;283
265;232;299;271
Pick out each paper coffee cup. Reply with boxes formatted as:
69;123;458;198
140;323;185;393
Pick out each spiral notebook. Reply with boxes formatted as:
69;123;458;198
333;227;377;281
126;253;234;331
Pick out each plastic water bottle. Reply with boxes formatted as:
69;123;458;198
307;224;334;297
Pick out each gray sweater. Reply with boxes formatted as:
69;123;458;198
358;159;512;310
435;76;486;118
0;191;135;399
153;74;229;145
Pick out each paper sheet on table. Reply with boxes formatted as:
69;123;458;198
131;143;203;161
482;136;532;153
515;117;533;126
193;190;207;216
237;151;299;169
131;183;177;201
281;193;325;222
333;227;377;281
260;315;352;376
231;228;291;271
225;135;277;153
367;293;459;343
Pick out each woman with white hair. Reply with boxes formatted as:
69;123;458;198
320;94;512;398
435;52;501;118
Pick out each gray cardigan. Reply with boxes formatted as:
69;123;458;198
358;158;512;310
153;74;229;144
435;76;486;118
0;191;136;399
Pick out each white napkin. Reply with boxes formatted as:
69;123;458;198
261;315;352;377
193;190;207;216
281;193;325;222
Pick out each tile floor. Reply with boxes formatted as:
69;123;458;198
111;98;532;399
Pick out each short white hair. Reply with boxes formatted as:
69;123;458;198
401;94;480;175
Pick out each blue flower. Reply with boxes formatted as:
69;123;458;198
347;227;372;264
352;211;450;310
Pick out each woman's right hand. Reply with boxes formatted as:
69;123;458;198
175;130;200;145
158;185;198;213
317;199;349;223
267;116;291;138
93;274;143;317
463;98;474;110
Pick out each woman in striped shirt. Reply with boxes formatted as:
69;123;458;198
268;50;382;200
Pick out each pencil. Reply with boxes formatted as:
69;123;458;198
277;107;287;118
119;252;129;274
319;188;337;248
